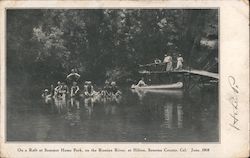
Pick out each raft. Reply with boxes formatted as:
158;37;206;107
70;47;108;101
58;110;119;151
131;82;183;90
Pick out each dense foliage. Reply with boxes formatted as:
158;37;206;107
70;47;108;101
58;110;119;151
7;9;218;86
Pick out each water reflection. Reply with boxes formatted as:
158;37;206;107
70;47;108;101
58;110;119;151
177;104;183;128
164;102;173;129
132;89;184;130
84;98;94;118
7;87;218;142
53;94;67;114
65;108;81;127
131;89;183;102
70;97;80;109
50;93;122;121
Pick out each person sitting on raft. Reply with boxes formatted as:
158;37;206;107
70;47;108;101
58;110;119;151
84;81;95;97
131;78;147;89
66;69;81;84
154;58;161;64
136;77;147;87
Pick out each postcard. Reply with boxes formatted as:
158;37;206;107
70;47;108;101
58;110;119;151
0;0;249;158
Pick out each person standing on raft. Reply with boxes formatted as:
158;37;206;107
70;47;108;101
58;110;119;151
163;54;173;71
175;54;184;70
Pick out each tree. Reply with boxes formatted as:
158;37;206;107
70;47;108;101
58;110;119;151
7;9;218;86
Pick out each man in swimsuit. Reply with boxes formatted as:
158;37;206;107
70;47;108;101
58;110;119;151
70;81;80;108
84;81;94;97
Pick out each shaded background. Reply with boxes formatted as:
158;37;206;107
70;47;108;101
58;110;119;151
7;9;218;88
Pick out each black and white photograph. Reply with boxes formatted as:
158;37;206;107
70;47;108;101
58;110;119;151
6;9;219;142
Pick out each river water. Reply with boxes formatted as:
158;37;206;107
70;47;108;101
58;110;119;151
7;86;218;142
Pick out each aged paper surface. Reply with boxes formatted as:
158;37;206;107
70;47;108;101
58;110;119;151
0;0;249;158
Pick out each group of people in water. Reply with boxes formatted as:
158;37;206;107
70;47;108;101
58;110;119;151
42;69;121;106
42;53;183;103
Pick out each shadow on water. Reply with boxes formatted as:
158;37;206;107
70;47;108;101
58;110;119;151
7;86;218;142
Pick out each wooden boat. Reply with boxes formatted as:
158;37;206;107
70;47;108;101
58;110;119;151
131;82;183;89
132;89;183;94
131;89;183;100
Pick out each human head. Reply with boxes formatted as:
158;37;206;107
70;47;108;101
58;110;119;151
73;81;77;86
105;80;109;85
57;81;61;85
111;81;116;86
178;54;182;57
86;81;91;85
71;69;75;73
44;89;49;93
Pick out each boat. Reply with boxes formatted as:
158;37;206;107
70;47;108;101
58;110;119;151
132;89;183;94
131;89;183;100
131;82;183;89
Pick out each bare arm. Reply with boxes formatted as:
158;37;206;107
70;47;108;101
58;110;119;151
66;73;73;79
75;86;80;93
74;73;80;78
70;88;73;96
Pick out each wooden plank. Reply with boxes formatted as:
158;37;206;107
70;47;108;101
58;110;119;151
139;63;165;67
186;70;219;79
138;69;219;79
